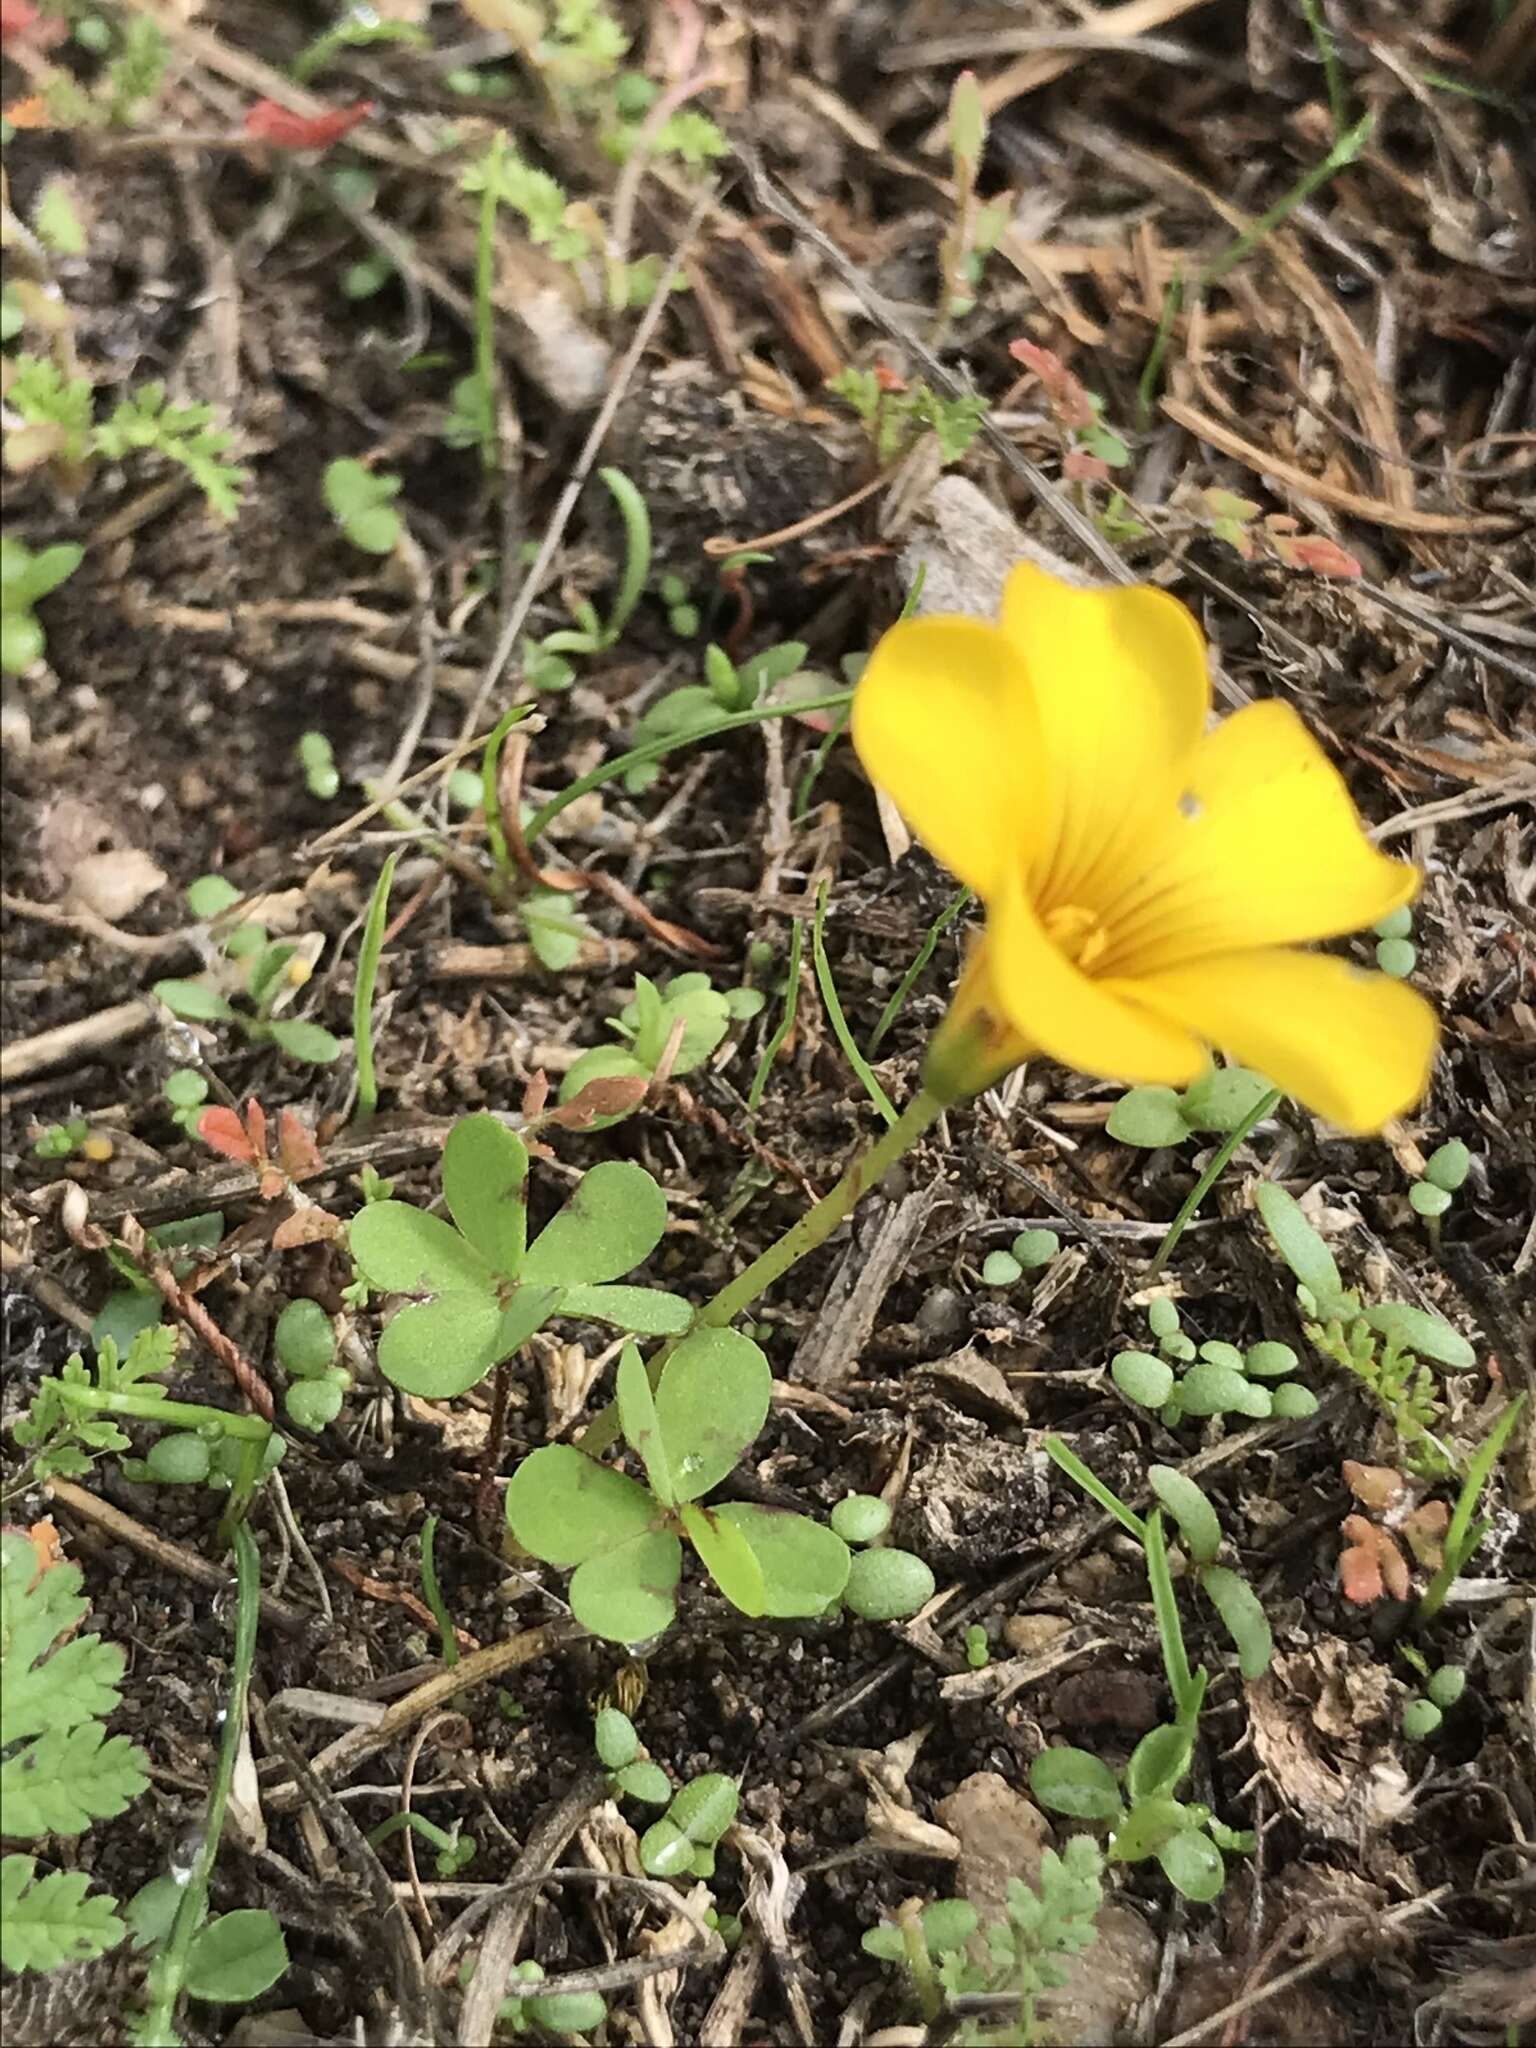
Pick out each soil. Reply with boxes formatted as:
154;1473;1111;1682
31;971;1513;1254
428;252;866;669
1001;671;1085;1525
2;5;1533;2047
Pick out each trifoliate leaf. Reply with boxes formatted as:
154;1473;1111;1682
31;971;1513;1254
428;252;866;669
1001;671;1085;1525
442;1113;528;1276
653;1328;771;1501
522;1160;668;1287
568;1529;681;1644
716;1504;851;1617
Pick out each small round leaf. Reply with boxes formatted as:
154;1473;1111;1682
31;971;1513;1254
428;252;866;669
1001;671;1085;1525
613;1760;671;1805
505;1446;659;1567
843;1547;934;1621
1424;1141;1470;1193
1244;1341;1297;1378
594;1708;638;1769
668;1772;738;1845
1180;1361;1255;1417
569;1529;681;1644
185;1909;289;2003
1409;1183;1452;1218
654;1328;771;1501
830;1494;892;1546
1029;1747;1123;1822
1112;1351;1174;1409
1107;1086;1191;1148
523;1159;667;1287
1155;1828;1224;1902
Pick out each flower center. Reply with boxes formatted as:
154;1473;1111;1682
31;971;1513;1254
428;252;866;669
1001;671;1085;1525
1043;903;1109;972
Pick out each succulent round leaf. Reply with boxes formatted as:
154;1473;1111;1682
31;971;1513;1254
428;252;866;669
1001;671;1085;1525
829;1494;891;1546
1270;1383;1318;1419
1244;1341;1297;1378
1029;1747;1123;1823
285;1375;346;1432
274;1299;336;1377
842;1547;934;1621
1111;1350;1174;1409
1425;1665;1466;1710
442;1113;528;1276
654;1328;771;1501
1179;1362;1255;1417
1409;1182;1452;1218
1424;1140;1470;1193
146;1434;211;1485
1107;1085;1190;1148
1178;1065;1273;1134
680;1503;766;1616
1147;1467;1222;1564
569;1529;681;1644
613;1760;671;1805
1401;1697;1442;1741
1156;1828;1225;1902
715;1503;851;1617
522;1160;668;1287
505;1446;659;1567
594;1708;639;1769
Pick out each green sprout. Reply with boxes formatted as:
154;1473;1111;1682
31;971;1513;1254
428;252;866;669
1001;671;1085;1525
639;1771;738;1880
558;973;764;1125
273;1299;349;1433
627;637;811;791
297;731;340;800
1;538;83;674
366;1811;476;1879
506;1331;851;1642
593;1708;671;1807
1109;1063;1275;1150
323;457;402;555
982;1228;1061;1289
348;1111;691;1402
827;367;989;466
1411;1139;1471;1238
153;876;341;1068
1112;1304;1317;1426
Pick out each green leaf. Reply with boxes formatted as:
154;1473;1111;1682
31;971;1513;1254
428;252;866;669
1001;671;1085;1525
1107;1085;1190;1147
505;1446;659;1566
613;1759;671;1805
185;1909;289;2003
1124;1722;1193;1803
1147;1467;1222;1564
718;1503;852;1617
495;1284;564;1360
1156;1828;1225;1902
593;1708;638;1768
1364;1303;1475;1371
186;874;241;919
349;1201;495;1295
1253;1182;1344;1308
0;1856;124;1973
1;1722;149;1836
1110;1795;1190;1862
556;1284;692;1334
522;1160;668;1287
843;1547;935;1620
265;1018;342;1064
1111;1350;1175;1409
124;1873;183;1951
1178;1065;1273;1134
1198;1565;1273;1680
654;1328;771;1501
443;1113;529;1276
1424;1140;1470;1193
376;1294;505;1399
667;1772;738;1845
152;978;235;1022
569;1529;681;1644
1;1540;120;1745
1178;1361;1255;1417
285;1375;346;1431
680;1502;766;1616
274;1299;336;1377
1028;1747;1124;1823
618;1343;675;1504
638;1817;692;1877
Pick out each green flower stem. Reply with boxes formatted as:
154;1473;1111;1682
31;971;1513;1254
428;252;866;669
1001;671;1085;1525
693;1085;946;1333
1149;1088;1281;1276
580;1086;946;1455
137;1520;260;2048
352;850;398;1127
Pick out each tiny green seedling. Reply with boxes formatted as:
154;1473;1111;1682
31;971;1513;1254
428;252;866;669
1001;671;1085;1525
162;1068;209;1134
826;1491;936;1620
322;457;402;554
625;637;812;791
1;536;82;674
1255;1182;1474;1476
153;874;341;1067
273;1299;349;1432
30;1117;93;1161
639;1771;738;1880
657;571;699;638
297;730;340;799
349;1111;690;1400
89;1209;225;1358
1410;1139;1471;1242
1112;1298;1317;1426
982;1227;1061;1288
490;1961;606;2037
1401;1663;1466;1742
366;1812;476;1878
1108;1063;1274;1149
506;1330;850;1642
1373;904;1416;979
592;1708;671;1808
559;972;765;1122
827;366;989;466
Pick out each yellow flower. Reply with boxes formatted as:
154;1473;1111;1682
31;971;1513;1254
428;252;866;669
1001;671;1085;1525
852;563;1437;1132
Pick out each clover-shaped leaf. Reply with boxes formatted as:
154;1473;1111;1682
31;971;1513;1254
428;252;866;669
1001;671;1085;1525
679;1503;766;1617
715;1503;851;1617
653;1328;771;1501
1123;1722;1193;1805
349;1201;493;1296
505;1445;658;1567
523;1160;667;1287
443;1113;528;1276
569;1529;681;1643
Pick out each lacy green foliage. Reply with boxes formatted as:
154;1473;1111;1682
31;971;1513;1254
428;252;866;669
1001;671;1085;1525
1254;1182;1474;1476
3;358;245;519
12;1326;178;1482
507;1332;851;1642
349;1112;690;1400
18;15;166;128
558;972;766;1124
863;1841;1104;2044
1108;1064;1274;1148
0;1533;150;1971
828;367;989;465
322;457;402;554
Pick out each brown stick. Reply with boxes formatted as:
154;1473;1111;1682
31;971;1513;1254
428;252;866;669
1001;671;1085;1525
0;998;159;1083
121;1215;275;1422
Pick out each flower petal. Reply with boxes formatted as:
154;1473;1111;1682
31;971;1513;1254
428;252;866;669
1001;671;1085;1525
988;875;1206;1087
851;615;1042;897
1116;948;1437;1133
999;563;1210;910
1101;700;1416;974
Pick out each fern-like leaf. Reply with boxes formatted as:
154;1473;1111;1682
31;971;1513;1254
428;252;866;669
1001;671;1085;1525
0;1855;125;1972
2;1722;149;1837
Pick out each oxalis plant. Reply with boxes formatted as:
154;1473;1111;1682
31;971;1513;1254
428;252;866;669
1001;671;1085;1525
348;1111;691;1398
506;1332;850;1643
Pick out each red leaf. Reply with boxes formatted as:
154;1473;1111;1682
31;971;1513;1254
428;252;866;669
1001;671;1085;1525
1339;1519;1383;1605
271;1207;344;1249
258;1166;288;1201
1008;339;1095;429
244;1097;268;1162
873;364;907;393
198;1106;258;1165
1063;448;1112;484
1;1;65;46
1342;1460;1403;1513
277;1108;323;1181
1284;534;1363;579
242;99;374;151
